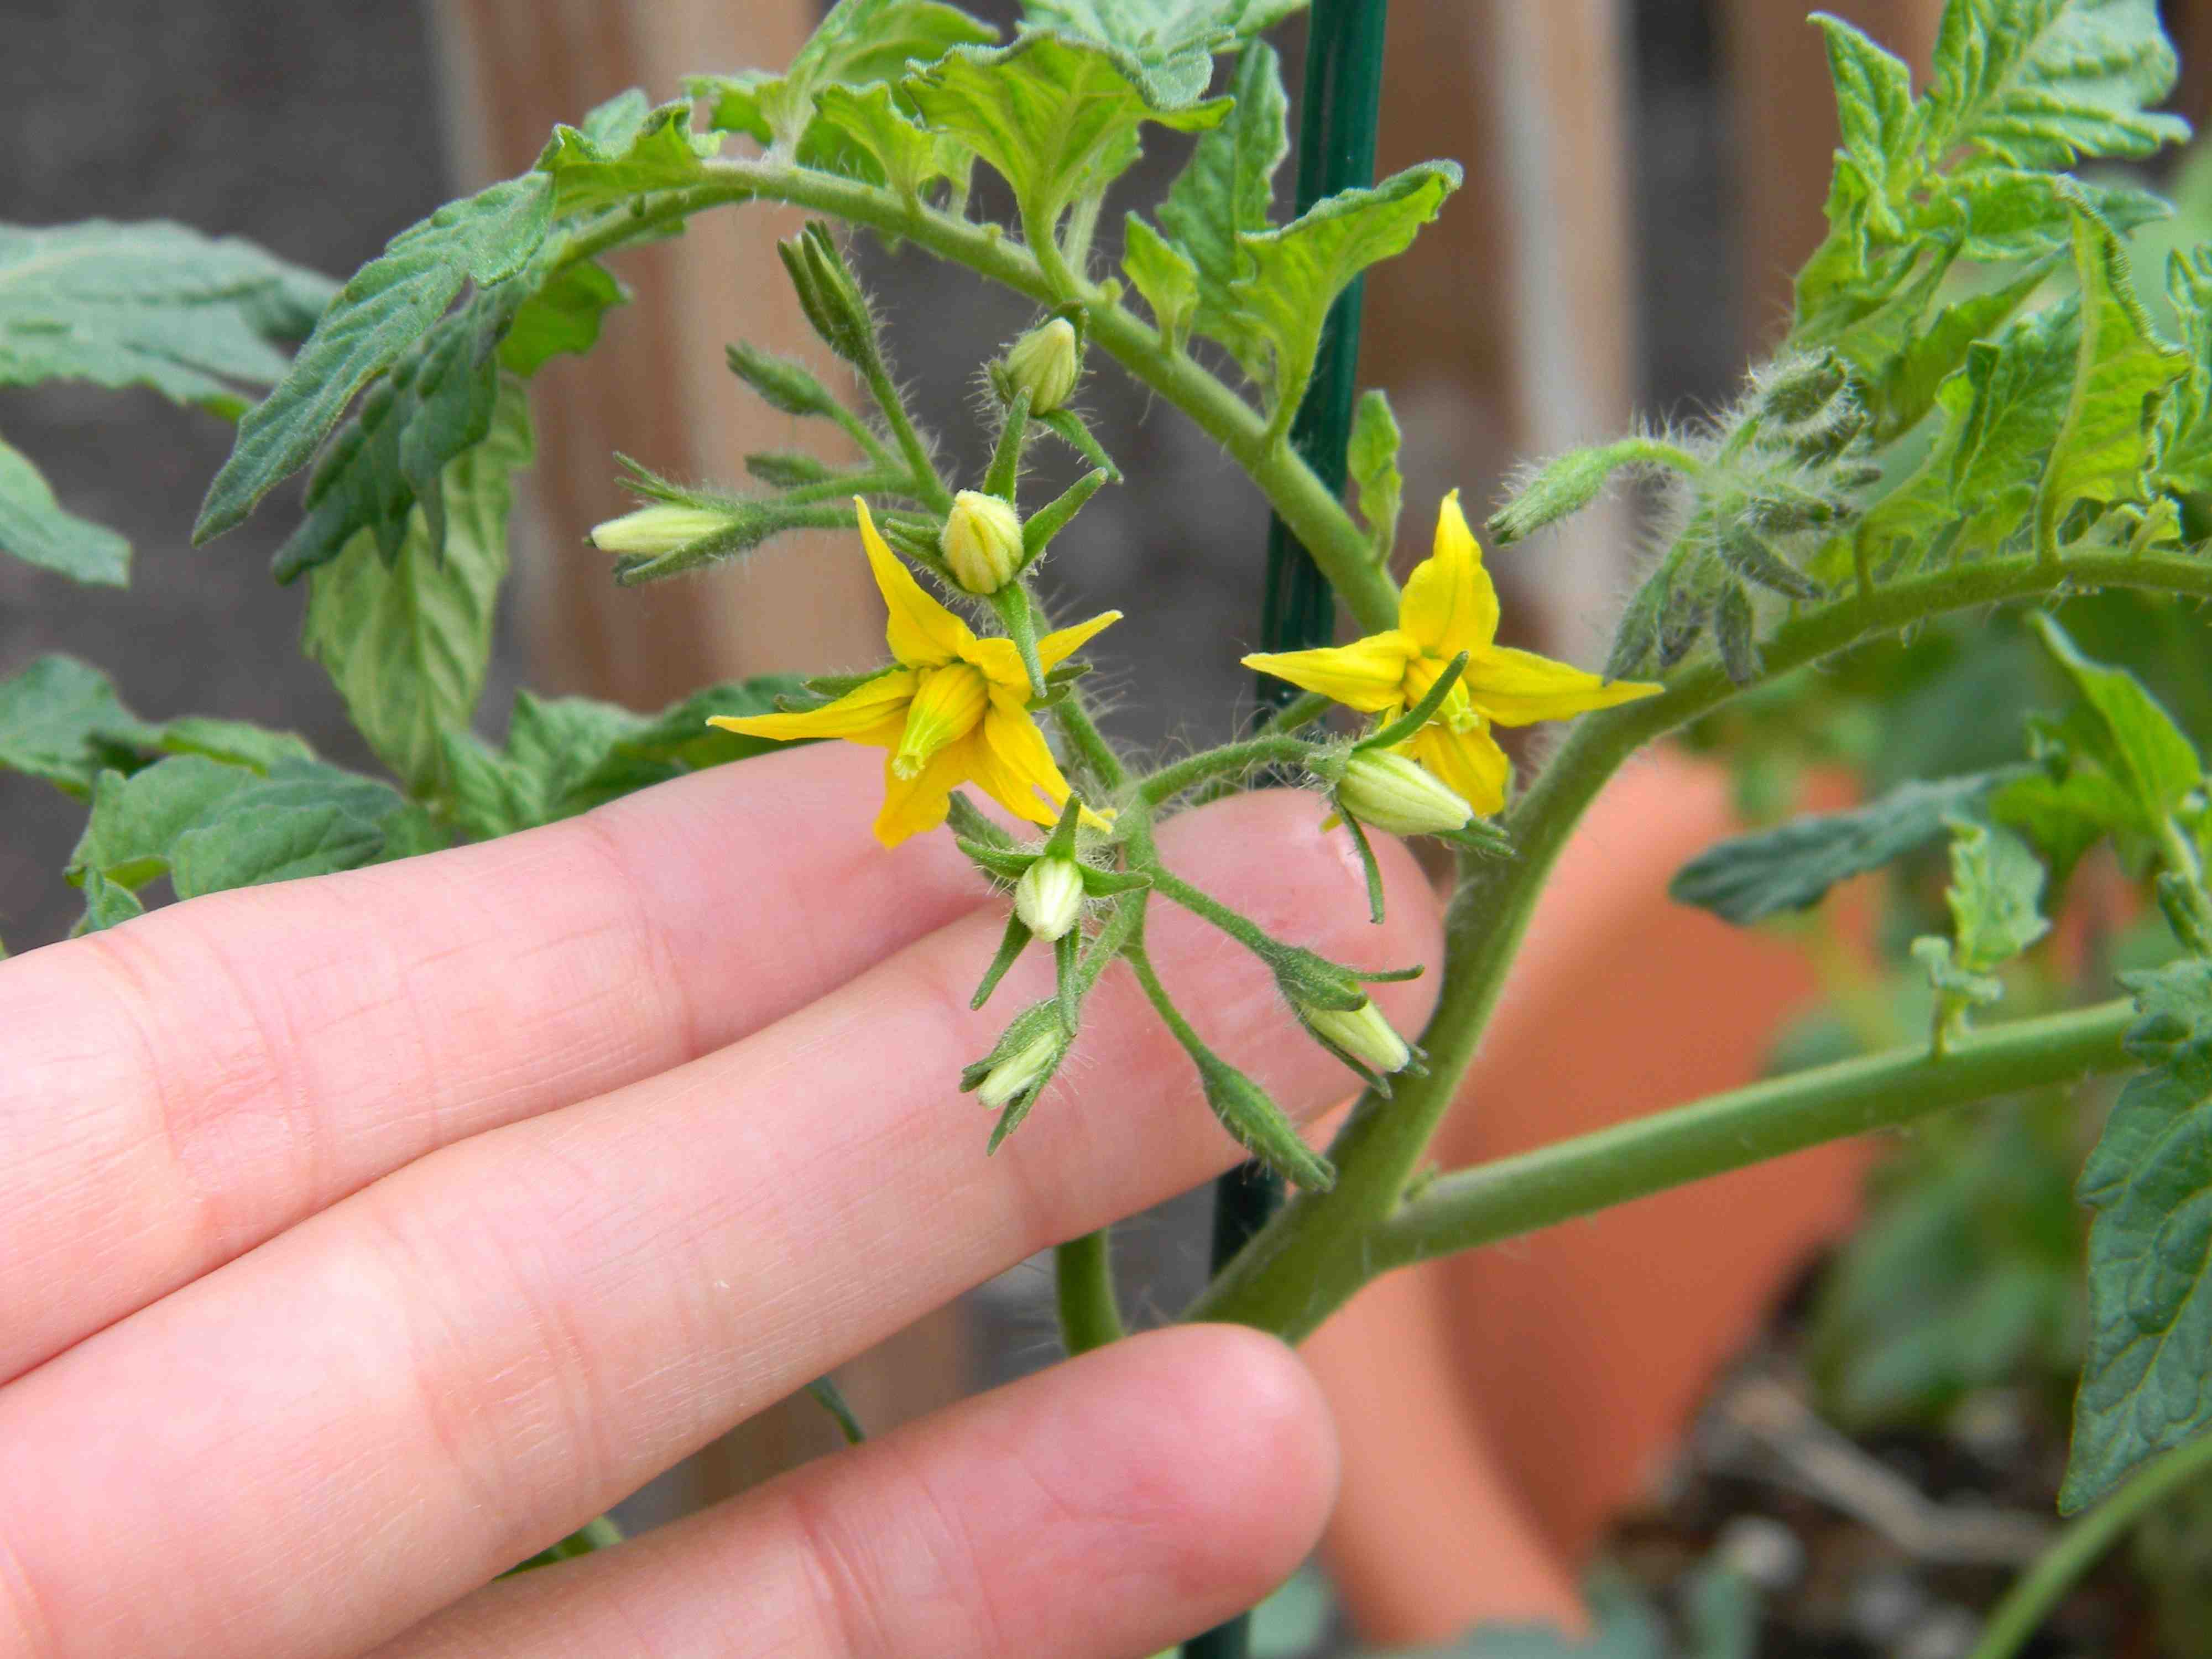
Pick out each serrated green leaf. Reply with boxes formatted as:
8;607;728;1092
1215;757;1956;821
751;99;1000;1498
169;804;387;898
1022;0;1302;108
499;258;625;377
533;94;722;217
1943;812;2051;971
1926;0;2188;171
69;755;258;889
0;654;161;796
0;434;130;585
154;717;316;773
1119;213;1198;347
905;33;1228;251
1156;40;1286;380
303;379;531;797
0;219;333;415
2064;971;2212;1511
1870;254;2058;440
1233;162;1460;418
1952;168;2169;263
2032;611;2202;834
2153;246;2212;495
194;175;554;544
72;866;145;935
812;81;975;205
1989;763;2135;886
2036;200;2188;552
1670;772;2005;925
1347;388;1401;563
1813;13;1918;192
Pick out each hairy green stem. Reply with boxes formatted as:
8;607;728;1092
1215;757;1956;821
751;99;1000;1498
564;161;1399;633
1186;547;2212;1338
1968;1427;2212;1659
1150;866;1282;958
1139;736;1318;806
1379;999;2133;1269
1054;1229;1125;1355
857;351;953;514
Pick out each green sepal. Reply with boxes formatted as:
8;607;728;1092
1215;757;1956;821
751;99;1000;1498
2157;870;2212;957
1358;653;1469;753
1036;408;1123;482
1604;578;1668;683
1713;578;1763;686
1715;522;1824;602
1040;792;1083;860
947;790;1017;848
1194;1049;1335;1192
1337;806;1387;926
1020;467;1109;562
745;450;841;488
877;513;955;575
1054;927;1082;1034
983;387;1031;500
971;909;1034;1009
1079;865;1151;898
987;581;1048;698
1347;389;1404;563
1437;819;1514;858
778;222;880;369
954;837;1036;883
725;342;844;418
806;1375;868;1446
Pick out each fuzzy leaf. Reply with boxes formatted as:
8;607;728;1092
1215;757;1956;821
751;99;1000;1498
533;93;722;217
1347;389;1402;562
70;755;258;890
1813;13;1918;187
905;33;1227;246
2064;966;2212;1511
2153;246;2212;495
1924;0;2188;171
0;435;130;586
303;379;531;798
194;175;554;543
168;801;387;899
1022;0;1303;107
0;219;333;415
499;258;625;377
1233;163;1460;416
1119;214;1199;347
1942;813;2050;972
2035;200;2187;552
812;82;974;203
2031;611;2201;834
1670;773;2006;925
1156;40;1286;380
0;655;161;796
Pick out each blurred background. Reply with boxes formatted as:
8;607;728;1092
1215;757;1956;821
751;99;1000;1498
11;2;2212;1651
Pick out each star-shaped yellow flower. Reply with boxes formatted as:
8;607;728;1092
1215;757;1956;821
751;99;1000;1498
1244;492;1661;815
710;499;1120;847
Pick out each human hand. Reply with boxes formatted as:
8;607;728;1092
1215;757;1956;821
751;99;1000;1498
0;744;1441;1659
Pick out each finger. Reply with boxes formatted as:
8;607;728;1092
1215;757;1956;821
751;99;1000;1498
0;790;1440;1659
0;743;990;1380
373;1326;1336;1659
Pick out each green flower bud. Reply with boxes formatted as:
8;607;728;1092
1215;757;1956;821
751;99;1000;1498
940;490;1025;594
1337;750;1473;837
1299;995;1412;1076
962;1001;1071;1122
588;505;741;559
1014;855;1086;942
1004;317;1081;414
975;1027;1061;1110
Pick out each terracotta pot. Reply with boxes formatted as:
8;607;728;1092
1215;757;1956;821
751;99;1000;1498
1303;749;1874;1642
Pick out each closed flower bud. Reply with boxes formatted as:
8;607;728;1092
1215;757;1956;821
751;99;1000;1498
1004;317;1081;414
940;490;1025;594
1300;995;1412;1076
588;504;740;558
1337;749;1474;837
974;1025;1062;1111
1014;855;1086;941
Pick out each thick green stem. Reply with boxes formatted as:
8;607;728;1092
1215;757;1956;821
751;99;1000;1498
1185;548;2212;1338
563;162;1399;634
1054;1229;1125;1355
1139;736;1318;807
1968;1427;2212;1659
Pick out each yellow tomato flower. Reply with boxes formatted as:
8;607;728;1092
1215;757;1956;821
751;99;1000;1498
709;499;1119;847
1244;492;1661;814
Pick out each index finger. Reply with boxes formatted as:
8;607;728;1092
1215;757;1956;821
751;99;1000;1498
0;743;989;1382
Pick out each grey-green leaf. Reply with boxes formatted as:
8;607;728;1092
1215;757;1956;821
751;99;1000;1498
1926;0;2188;171
0;655;162;796
0;434;131;585
194;175;554;544
1670;772;2007;925
1022;0;1302;108
304;380;531;799
2031;611;2201;834
1157;40;1287;381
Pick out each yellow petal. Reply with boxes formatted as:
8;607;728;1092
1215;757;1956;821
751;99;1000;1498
1243;630;1418;712
1037;609;1122;671
707;669;917;748
858;498;973;668
1465;645;1664;727
1404;721;1510;817
890;662;990;779
873;732;984;846
976;696;1076;827
1399;491;1500;658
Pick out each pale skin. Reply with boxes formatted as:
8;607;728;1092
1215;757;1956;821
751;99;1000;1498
0;742;1443;1659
